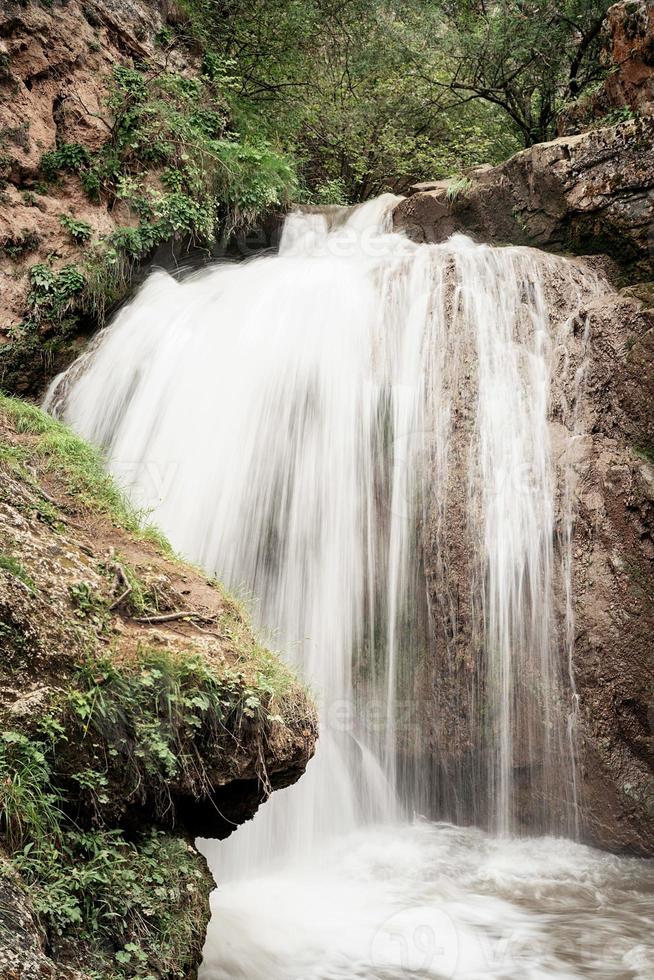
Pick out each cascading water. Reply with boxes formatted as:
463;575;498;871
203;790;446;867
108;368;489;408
46;197;654;979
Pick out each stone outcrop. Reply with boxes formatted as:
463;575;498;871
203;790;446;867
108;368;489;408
394;117;654;283
602;0;654;116
570;287;654;854
0;397;317;977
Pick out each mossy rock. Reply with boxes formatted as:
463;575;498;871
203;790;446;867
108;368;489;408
0;396;317;978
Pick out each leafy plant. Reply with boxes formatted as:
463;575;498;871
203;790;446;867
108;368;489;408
26;262;85;328
59;214;92;244
15;827;209;976
41;142;89;179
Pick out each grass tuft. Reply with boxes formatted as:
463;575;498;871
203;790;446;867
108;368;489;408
446;175;473;201
0;732;63;852
0;394;172;554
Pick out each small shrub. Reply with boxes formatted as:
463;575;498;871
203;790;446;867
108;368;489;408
27;262;86;326
59;214;93;244
67;646;273;804
634;443;654;466
0;52;11;79
40;142;89;179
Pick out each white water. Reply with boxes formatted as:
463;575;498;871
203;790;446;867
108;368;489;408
201;823;654;980
46;197;654;978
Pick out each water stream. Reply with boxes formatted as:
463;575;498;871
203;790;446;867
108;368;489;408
46;197;654;978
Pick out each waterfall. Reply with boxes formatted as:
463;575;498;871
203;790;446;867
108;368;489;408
43;195;645;980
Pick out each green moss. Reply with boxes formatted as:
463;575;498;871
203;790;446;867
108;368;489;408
634;443;654;466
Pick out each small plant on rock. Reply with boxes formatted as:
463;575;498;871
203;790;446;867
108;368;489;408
59;214;93;244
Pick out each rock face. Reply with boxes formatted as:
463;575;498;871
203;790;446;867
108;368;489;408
393;117;654;283
395;141;654;855
602;0;654;116
570;288;654;854
0;1;166;351
0;397;317;977
0;0;210;397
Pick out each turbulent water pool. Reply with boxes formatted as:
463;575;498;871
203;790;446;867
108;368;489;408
200;823;654;980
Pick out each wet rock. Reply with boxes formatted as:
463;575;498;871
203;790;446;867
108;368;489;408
394;118;654;283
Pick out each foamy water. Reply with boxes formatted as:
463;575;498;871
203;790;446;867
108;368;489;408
200;823;654;979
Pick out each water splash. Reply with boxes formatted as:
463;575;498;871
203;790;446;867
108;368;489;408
48;196;597;871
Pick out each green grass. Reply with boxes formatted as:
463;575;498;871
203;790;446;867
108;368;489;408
0;732;63;852
0;394;172;554
67;643;305;808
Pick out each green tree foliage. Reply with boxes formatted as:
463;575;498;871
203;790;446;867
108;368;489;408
176;0;613;199
180;0;521;201
427;0;614;147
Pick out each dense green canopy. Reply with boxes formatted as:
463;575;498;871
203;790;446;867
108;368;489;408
180;0;614;202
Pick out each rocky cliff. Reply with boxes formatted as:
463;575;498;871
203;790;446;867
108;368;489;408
1;0;173;395
0;395;317;977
